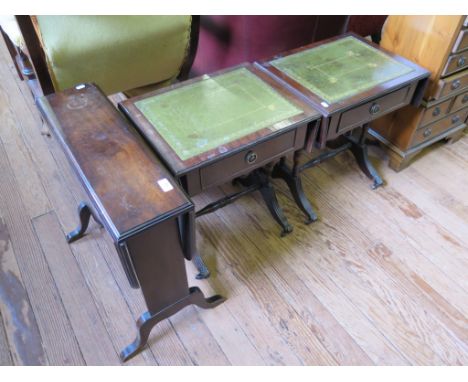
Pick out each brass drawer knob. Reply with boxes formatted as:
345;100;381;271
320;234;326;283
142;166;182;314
245;151;258;164
457;56;466;67
452;115;461;124
369;103;380;115
423;128;432;138
462;94;468;104
452;80;461;90
432;106;441;117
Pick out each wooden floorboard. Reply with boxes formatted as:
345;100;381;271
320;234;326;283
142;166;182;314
0;143;84;365
32;212;120;365
0;37;467;365
196;189;373;365
0;215;46;365
0;310;13;365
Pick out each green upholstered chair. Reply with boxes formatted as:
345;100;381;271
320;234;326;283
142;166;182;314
0;15;199;98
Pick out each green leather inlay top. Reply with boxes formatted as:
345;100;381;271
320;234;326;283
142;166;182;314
135;68;303;160
271;36;414;104
37;16;191;95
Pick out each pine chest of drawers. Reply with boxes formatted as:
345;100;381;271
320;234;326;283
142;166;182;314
370;15;468;171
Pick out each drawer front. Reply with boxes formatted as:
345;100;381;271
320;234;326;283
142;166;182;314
442;51;467;77
200;130;296;189
437;70;468;99
452;29;468;53
420;98;452;127
450;91;468;113
412;108;468;146
337;85;411;133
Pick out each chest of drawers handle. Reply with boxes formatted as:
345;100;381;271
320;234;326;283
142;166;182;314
245;151;258;164
457;56;466;68
432;106;441;117
369;103;381;115
451;80;461;90
423;127;432;138
452;115;461;124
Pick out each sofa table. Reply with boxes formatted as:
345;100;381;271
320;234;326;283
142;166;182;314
119;64;321;240
257;33;430;222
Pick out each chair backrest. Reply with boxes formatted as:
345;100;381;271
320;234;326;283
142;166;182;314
16;15;54;95
14;15;200;97
192;16;349;75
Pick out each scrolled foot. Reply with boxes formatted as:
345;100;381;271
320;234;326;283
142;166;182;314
119;312;153;362
66;202;92;243
193;254;210;279
280;224;294;237
66;231;81;244
349;139;385;190
371;176;384;190
304;215;316;225
189;286;226;309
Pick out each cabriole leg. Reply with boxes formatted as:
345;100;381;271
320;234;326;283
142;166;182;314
347;125;384;189
235;169;293;237
272;156;318;224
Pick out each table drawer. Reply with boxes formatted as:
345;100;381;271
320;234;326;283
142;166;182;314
337;85;411;133
452;28;468;53
420;98;452;127
450;91;468;113
441;51;467;77
434;70;468;99
412;108;468;147
200;130;296;189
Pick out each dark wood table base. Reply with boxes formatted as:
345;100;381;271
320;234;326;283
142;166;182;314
301;124;384;190
120;286;225;362
190;166;297;279
233;168;293;237
272;158;318;224
273;124;384;223
346;125;384;190
194;167;294;236
66;202;225;362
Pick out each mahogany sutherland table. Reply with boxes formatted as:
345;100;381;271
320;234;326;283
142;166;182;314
37;83;225;362
257;33;430;222
120;64;321;238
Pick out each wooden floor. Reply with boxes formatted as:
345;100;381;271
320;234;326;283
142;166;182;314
1;39;468;366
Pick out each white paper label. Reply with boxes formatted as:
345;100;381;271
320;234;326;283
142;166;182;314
272;120;290;131
157;178;174;192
